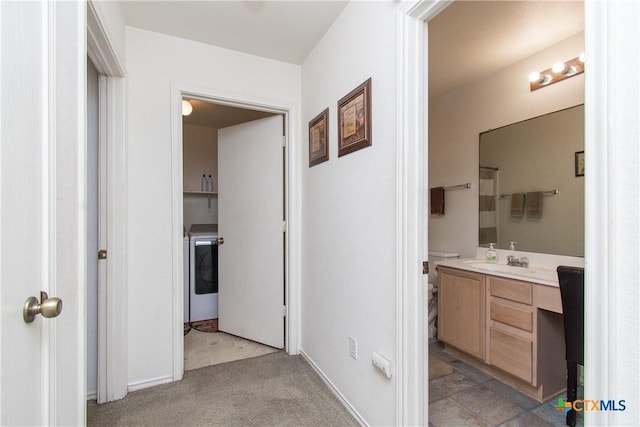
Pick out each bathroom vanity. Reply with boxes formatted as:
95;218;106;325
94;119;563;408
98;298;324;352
436;250;580;402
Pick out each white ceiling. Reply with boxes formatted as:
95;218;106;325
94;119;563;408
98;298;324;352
429;1;584;98
120;0;348;65
121;0;584;126
182;99;276;128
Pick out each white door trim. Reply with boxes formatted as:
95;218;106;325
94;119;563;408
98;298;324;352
170;84;301;381
87;1;125;78
395;1;452;424
48;1;86;423
87;0;128;404
584;1;640;425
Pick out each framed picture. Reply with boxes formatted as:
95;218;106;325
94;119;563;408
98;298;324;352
308;108;329;167
337;78;371;157
575;151;585;177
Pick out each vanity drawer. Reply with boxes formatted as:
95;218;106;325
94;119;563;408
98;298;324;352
490;277;532;305
490;328;532;383
490;301;533;332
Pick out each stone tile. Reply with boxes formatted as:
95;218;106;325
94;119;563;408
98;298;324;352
429;372;478;402
428;342;458;363
531;403;577;427
498;411;553;427
429;397;491;427
535;391;584;427
430;339;445;350
450;359;494;384
483;379;540;410
451;384;527;425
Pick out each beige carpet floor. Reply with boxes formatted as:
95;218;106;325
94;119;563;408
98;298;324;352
88;352;359;427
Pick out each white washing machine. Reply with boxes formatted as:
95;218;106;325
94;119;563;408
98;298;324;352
188;224;219;322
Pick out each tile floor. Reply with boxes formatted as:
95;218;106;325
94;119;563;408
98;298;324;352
429;340;583;427
184;329;279;371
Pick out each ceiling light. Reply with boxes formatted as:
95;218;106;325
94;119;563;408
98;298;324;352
182;100;193;116
528;54;585;92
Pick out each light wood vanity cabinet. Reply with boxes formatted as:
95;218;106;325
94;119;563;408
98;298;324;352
437;268;486;359
437;266;566;402
488;277;534;383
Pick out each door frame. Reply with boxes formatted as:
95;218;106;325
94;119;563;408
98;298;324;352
170;83;300;381
87;0;128;404
395;2;451;424
399;0;637;425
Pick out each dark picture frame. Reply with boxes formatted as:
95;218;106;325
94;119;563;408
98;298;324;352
308;108;329;167
337;78;371;157
575;150;585;177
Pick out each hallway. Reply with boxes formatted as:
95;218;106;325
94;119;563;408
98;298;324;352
88;352;358;426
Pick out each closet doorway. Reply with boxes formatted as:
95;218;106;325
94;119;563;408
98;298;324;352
181;98;286;371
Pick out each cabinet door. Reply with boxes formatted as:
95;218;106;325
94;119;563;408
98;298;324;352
438;269;486;358
490;328;533;383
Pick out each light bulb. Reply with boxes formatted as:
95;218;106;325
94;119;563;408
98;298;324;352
182;100;193;116
528;71;542;83
552;62;567;74
579;52;585;63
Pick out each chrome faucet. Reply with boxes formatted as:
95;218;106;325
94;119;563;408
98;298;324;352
507;255;529;268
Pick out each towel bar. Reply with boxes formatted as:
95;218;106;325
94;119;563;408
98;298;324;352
499;189;559;199
442;183;471;191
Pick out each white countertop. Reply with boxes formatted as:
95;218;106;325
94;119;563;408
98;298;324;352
436;247;584;288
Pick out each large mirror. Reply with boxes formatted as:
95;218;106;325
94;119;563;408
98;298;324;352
479;104;584;257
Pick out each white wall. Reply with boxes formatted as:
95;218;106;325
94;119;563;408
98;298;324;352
301;2;398;425
125;26;300;387
429;33;584;259
183;124;218;229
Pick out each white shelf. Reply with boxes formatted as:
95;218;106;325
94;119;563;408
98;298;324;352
184;191;217;209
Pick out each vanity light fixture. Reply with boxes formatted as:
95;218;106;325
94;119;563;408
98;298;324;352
182;99;193;116
528;53;585;91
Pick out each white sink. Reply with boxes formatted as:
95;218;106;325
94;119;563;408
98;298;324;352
463;260;556;282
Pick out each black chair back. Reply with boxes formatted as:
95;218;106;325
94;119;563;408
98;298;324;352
557;265;584;365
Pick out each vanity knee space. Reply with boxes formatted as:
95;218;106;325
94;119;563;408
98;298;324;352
437;266;566;402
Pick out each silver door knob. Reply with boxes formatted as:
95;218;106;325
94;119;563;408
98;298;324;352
216;237;224;245
23;291;63;323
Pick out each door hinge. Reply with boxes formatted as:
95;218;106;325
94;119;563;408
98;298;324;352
282;305;287;317
282;221;287;232
422;261;429;275
282;135;286;147
98;249;108;260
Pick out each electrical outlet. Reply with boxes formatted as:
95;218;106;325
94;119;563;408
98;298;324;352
349;336;358;360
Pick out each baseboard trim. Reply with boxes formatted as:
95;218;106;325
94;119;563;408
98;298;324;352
86;391;97;401
300;350;368;427
127;375;173;392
